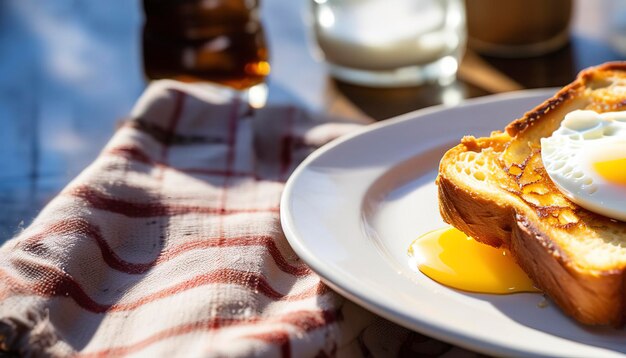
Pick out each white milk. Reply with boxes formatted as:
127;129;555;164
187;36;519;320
312;0;465;72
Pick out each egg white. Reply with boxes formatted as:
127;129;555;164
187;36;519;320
541;110;626;222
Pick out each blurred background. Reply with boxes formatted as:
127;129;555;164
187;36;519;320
0;0;624;241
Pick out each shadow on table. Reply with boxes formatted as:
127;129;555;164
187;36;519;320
333;79;479;121
329;35;624;122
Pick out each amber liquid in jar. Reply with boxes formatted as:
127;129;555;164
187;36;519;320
142;0;270;90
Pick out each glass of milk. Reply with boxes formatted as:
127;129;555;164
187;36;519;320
311;0;466;87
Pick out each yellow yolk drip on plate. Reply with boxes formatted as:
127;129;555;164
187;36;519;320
408;227;539;294
594;157;626;186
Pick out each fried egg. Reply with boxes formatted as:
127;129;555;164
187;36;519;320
541;110;626;221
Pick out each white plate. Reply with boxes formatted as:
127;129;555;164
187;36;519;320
281;89;626;358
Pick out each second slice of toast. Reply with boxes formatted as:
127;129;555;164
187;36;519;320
437;62;626;326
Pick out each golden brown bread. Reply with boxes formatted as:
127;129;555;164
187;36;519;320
437;62;626;326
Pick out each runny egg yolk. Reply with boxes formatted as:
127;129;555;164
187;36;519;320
593;157;626;186
408;227;539;294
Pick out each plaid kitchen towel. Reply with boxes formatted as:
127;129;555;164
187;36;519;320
0;80;478;357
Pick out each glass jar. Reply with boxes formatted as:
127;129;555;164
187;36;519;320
142;0;270;90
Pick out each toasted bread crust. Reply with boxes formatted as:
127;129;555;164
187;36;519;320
437;62;626;326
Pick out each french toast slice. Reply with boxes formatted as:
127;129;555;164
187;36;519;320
437;62;626;326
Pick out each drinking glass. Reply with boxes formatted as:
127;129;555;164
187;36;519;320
310;0;466;87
